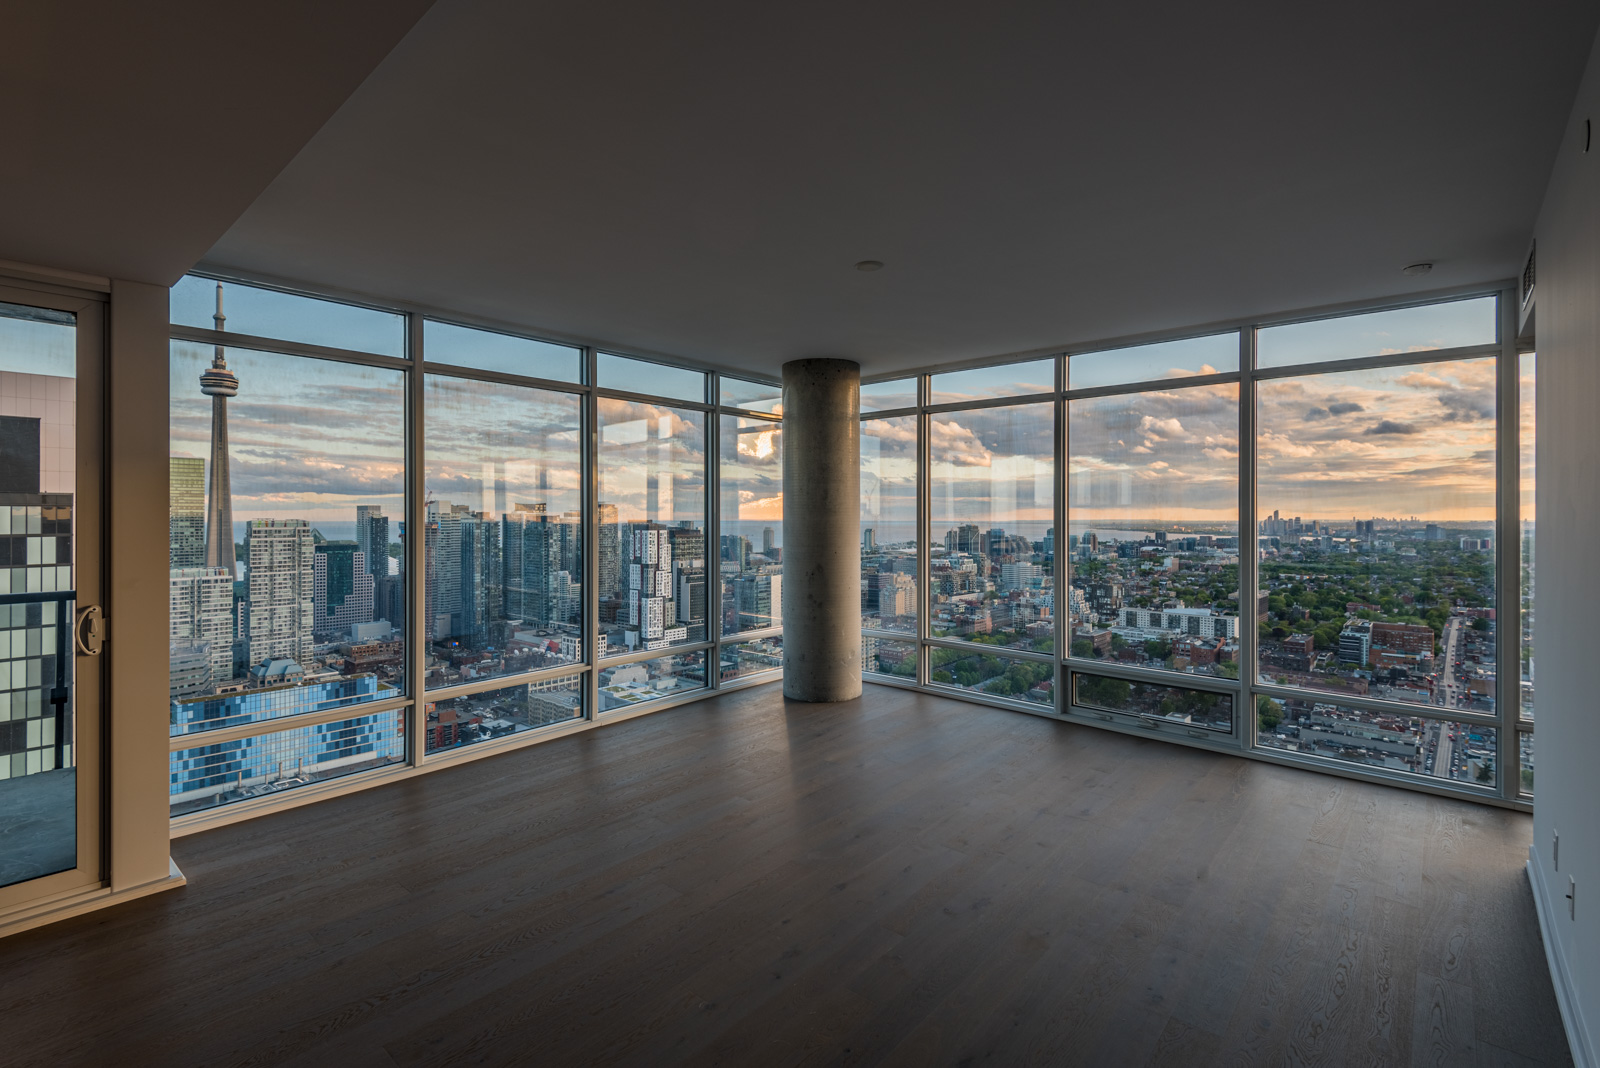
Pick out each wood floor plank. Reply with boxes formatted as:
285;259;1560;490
0;681;1571;1068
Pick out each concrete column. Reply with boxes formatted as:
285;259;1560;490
782;358;862;701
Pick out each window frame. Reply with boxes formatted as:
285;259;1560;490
860;281;1531;810
167;271;784;833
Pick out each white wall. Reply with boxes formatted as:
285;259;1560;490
1530;22;1600;1067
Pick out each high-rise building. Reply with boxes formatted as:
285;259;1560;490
762;527;775;555
502;503;579;628
628;526;687;649
598;503;620;597
424;501;462;640
244;518;314;668
862;528;875;551
355;505;389;577
200;282;238;575
169;457;205;569
455;509;500;642
169;566;234;691
312;541;374;640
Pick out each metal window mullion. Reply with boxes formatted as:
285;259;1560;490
917;373;931;687
1063;370;1241;402
922;391;1057;416
594;385;712;412
419;361;586;396
584;346;601;721
1249;343;1502;383
1496;288;1520;800
1055;353;1069;715
708;373;722;692
169;325;410;372
424;664;592;704
405;311;428;765
1240;325;1259;748
921;634;1056;664
1065;657;1243;697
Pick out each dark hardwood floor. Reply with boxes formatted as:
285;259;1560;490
0;682;1570;1067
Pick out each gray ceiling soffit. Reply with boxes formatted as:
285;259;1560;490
0;0;437;286
208;0;1599;376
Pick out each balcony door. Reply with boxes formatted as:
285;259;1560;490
0;281;103;908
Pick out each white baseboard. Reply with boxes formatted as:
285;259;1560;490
0;859;186;941
1529;849;1595;1068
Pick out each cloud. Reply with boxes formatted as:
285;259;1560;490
1305;407;1330;420
1327;402;1365;415
1438;388;1493;423
1364;420;1418;436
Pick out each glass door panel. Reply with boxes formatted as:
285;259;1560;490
0;287;101;904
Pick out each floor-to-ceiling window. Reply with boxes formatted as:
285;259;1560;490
166;275;780;824
862;287;1533;808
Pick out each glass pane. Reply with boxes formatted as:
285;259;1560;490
1255;698;1497;788
721;636;783;681
599;652;707;710
598;400;707;655
863;636;917;680
597;353;705;402
168;342;407;717
928;648;1054;707
1518;731;1533;796
861;416;918;634
1257;296;1497;370
720;377;781;415
0;300;77;888
930;403;1055;653
930;359;1055;405
719;415;782;636
1256;358;1496;712
169;706;405;815
1519;352;1535;722
172;275;404;358
1068;333;1238;390
424;675;583;755
1068;383;1240;677
1073;672;1234;733
424;375;584;688
424;319;580;383
860;378;917;413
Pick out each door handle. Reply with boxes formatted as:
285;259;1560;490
75;605;105;656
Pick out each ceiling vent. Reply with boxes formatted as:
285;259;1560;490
1521;241;1536;309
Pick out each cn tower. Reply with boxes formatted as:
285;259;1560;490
200;283;239;574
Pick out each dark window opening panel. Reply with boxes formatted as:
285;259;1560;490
1255;698;1497;788
1072;671;1234;733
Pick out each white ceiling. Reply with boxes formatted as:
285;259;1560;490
0;1;435;286
197;1;1597;377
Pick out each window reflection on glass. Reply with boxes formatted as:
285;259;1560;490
1519;352;1534;722
1068;333;1238;390
863;636;916;680
1256;296;1497;370
599;653;706;709
861;416;918;635
167;342;407;728
424;319;581;383
424;375;583;687
597;353;705;402
1518;730;1533;795
928;648;1053;706
721;636;783;681
720;377;782;415
598;399;707;655
172;275;405;357
930;359;1054;406
1073;672;1233;732
1255;699;1496;788
719;415;782;636
930;402;1054;653
1255;359;1496;714
861;378;917;413
0;300;77;887
1068;383;1239;677
169;707;406;816
424;675;583;754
